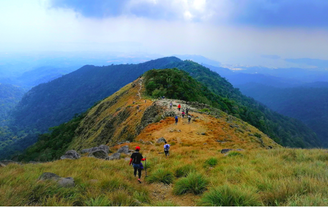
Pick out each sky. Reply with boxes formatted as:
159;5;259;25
1;0;328;68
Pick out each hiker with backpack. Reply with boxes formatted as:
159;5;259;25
182;111;185;118
164;141;170;157
178;104;181;111
188;114;191;123
129;146;146;183
186;108;189;115
170;101;173;109
175;116;178;125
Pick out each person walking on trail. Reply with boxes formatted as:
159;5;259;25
170;101;173;109
175;116;178;125
178;104;181;111
182;111;185;118
129;146;146;183
188;115;191;123
164;141;170;157
186;108;189;115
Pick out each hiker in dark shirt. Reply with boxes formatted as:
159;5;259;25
129;146;146;183
186;108;189;115
175;116;178;125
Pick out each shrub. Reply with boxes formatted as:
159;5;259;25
228;151;243;157
204;157;218;167
199;185;262;206
173;172;208;195
146;169;174;185
175;165;196;178
84;196;111;206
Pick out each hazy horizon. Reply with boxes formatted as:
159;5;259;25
1;0;328;69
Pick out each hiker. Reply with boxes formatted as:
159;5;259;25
182;111;185;118
178;104;181;111
186;108;189;115
175;116;178;125
129;146;146;183
164;141;170;157
188;115;191;123
170;101;173;109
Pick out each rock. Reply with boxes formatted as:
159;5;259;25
60;150;80;160
0;163;5;167
203;143;207;145
157;137;167;143
98;145;110;154
82;145;110;154
145;141;153;145
89;150;109;159
107;153;121;160
38;172;74;188
0;160;20;166
38;172;61;181
58;177;75;188
117;145;129;154
201;132;206;135
221;149;232;154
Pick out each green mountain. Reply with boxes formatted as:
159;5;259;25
0;83;25;126
18;68;280;162
1;57;321;159
162;60;320;148
239;82;328;146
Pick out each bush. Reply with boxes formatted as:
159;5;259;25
228;151;243;157
175;165;196;178
204;157;218;167
146;169;174;185
84;196;111;206
199;185;262;206
173;172;208;195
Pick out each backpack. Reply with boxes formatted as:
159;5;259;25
164;144;170;151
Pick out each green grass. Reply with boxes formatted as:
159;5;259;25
173;172;208;195
199;185;262;206
2;148;328;205
146;169;174;185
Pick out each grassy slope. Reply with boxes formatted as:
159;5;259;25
1;148;328;206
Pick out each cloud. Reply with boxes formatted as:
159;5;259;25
261;55;280;60
227;0;328;28
49;0;129;18
49;0;328;28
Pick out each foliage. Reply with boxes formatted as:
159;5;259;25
173;172;208;195
162;60;321;148
174;164;196;178
240;82;328;146
2;148;328;205
17;113;86;162
204;157;218;167
146;169;174;185
144;69;227;110
199;185;262;206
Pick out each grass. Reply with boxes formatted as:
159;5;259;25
146;169;174;184
1;148;328;205
173;172;208;195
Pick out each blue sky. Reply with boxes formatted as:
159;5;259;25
1;0;328;67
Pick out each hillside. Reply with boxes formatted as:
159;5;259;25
162;61;320;148
18;69;278;162
239;82;328;146
2;72;328;205
0;58;321;159
11;57;182;134
0;83;25;125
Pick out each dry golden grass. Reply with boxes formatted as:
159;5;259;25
1;148;328;206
